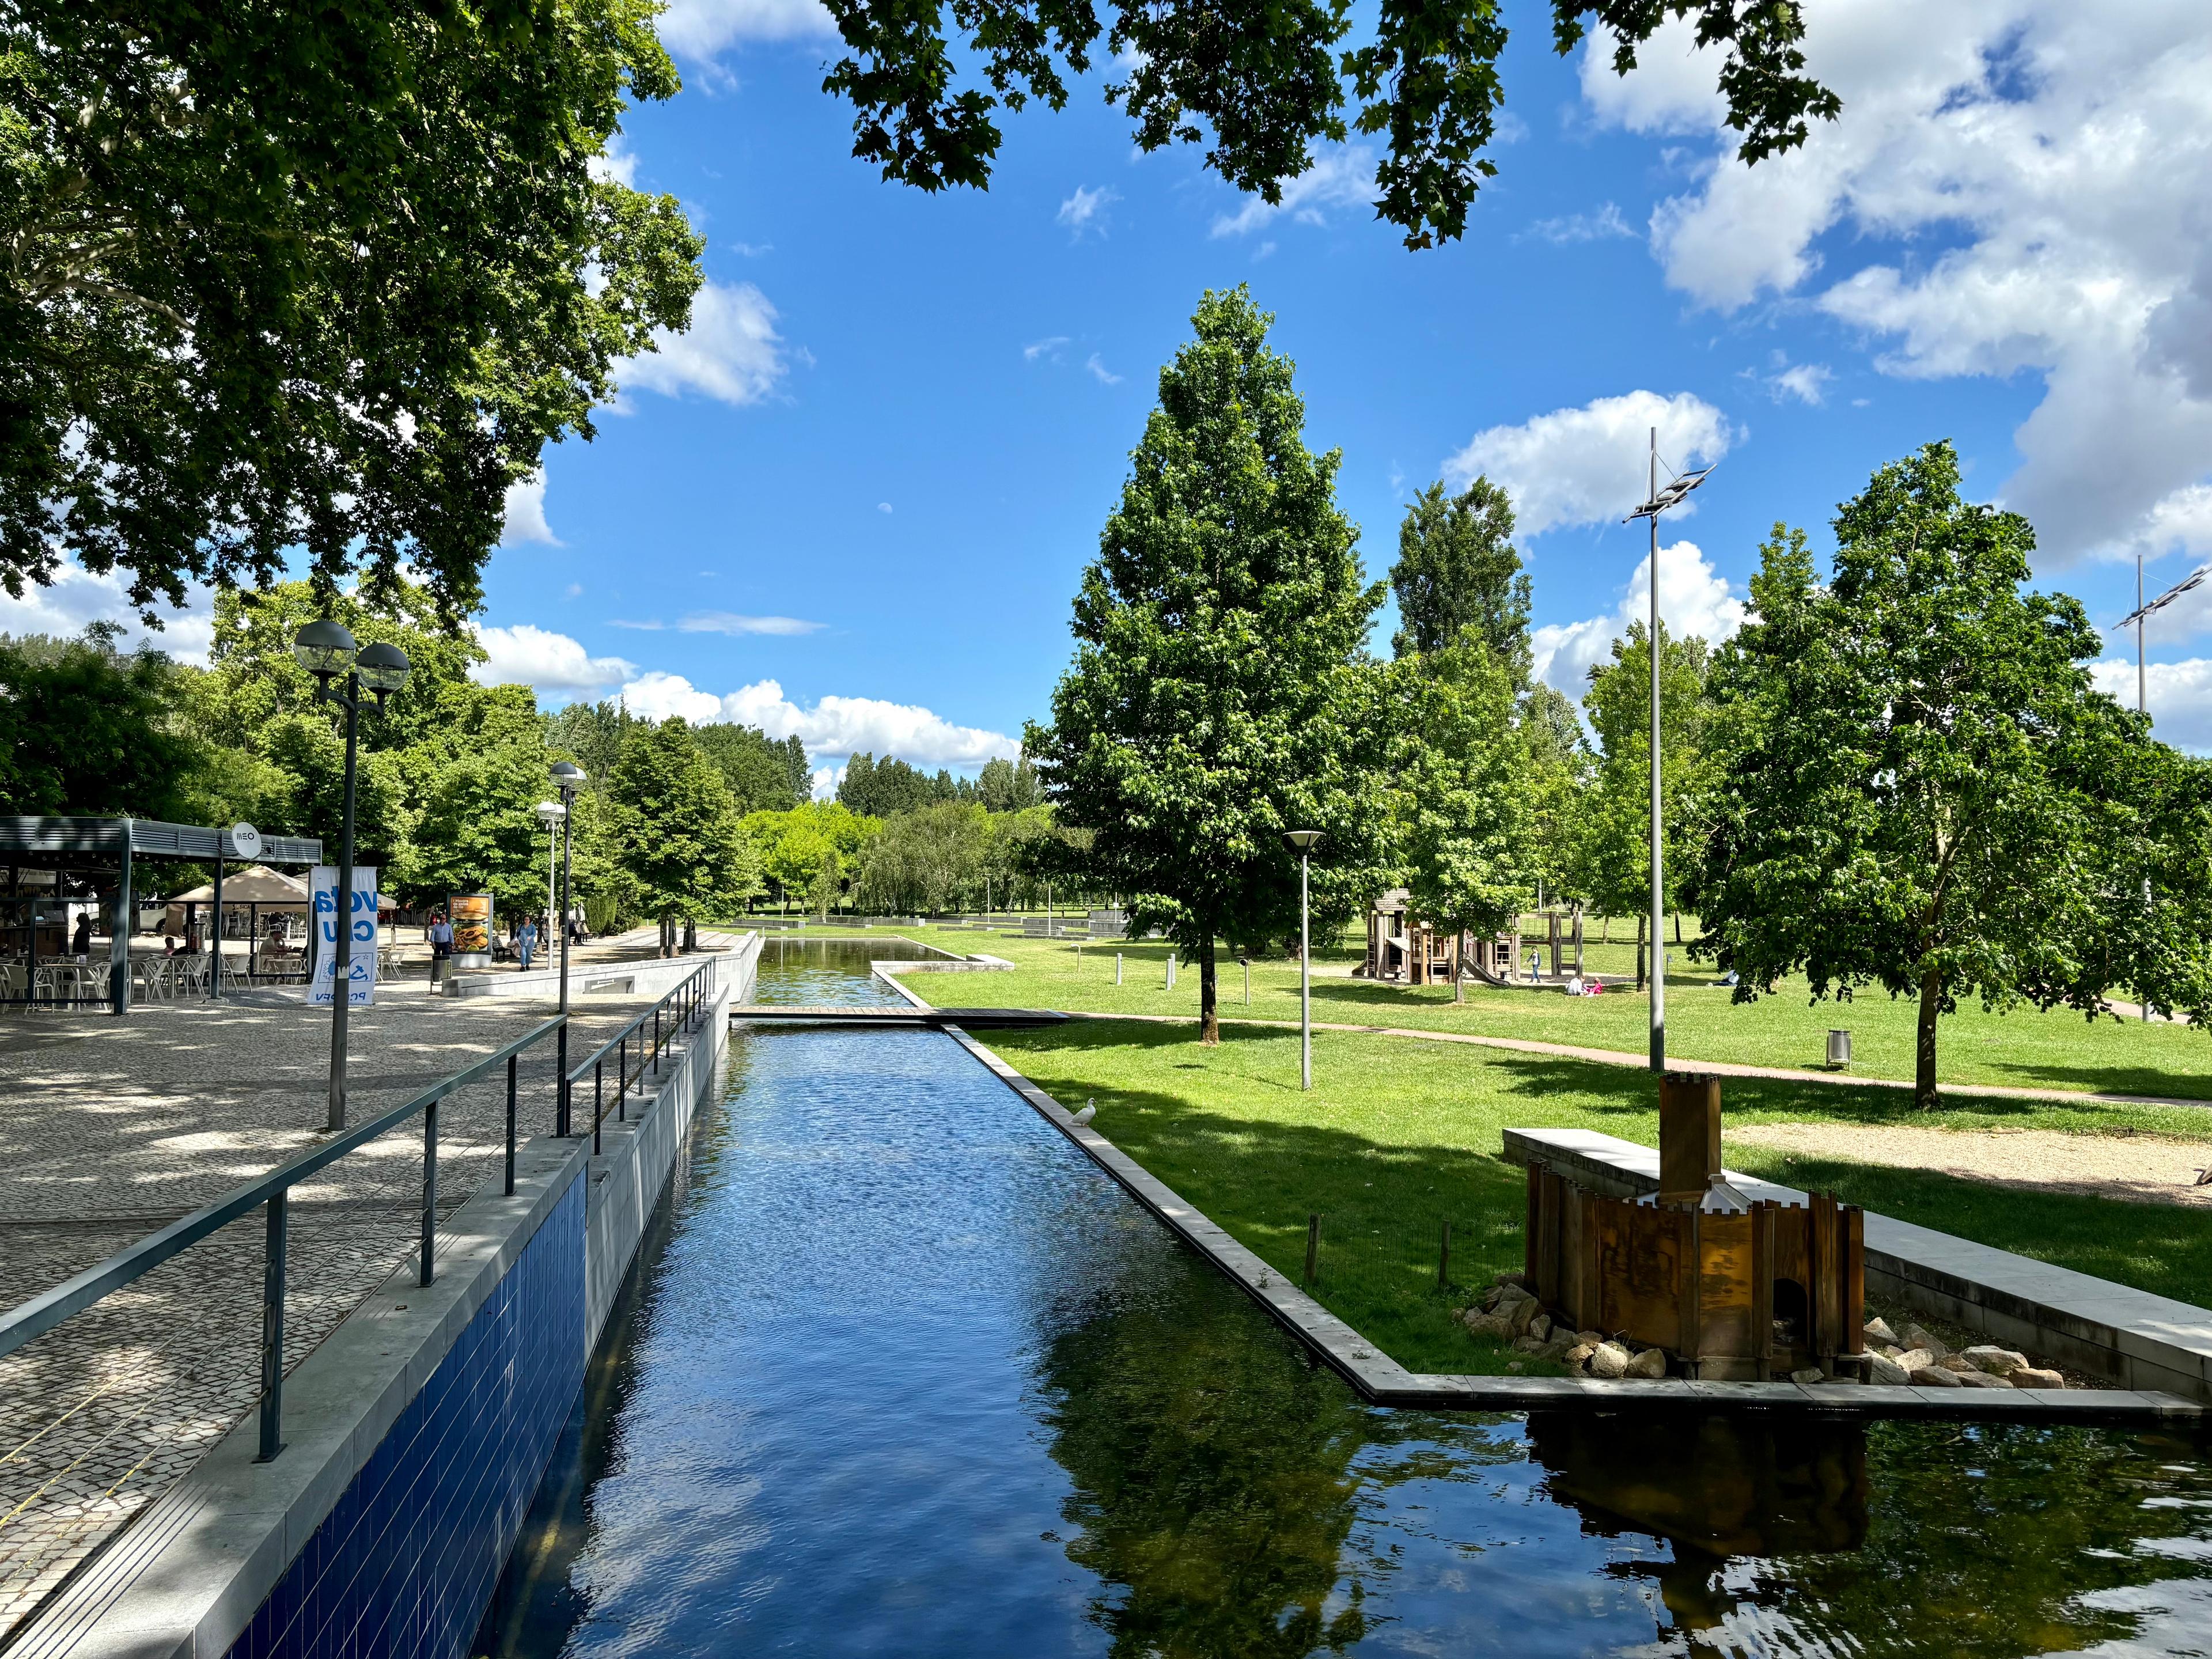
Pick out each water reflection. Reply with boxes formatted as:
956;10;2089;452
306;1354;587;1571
476;943;2212;1659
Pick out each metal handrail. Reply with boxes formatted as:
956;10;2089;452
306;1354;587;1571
0;1014;567;1462
567;957;717;1156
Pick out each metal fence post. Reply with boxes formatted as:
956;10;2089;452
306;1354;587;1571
256;1191;287;1461
420;1097;438;1287
653;1006;661;1074
556;1020;570;1138
505;1054;518;1197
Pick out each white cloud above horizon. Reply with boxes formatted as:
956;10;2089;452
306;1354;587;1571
1582;1;2212;566
611;613;825;637
1520;202;1633;245
1058;185;1119;238
2091;655;2212;751
1211;146;1376;238
0;559;214;665
1444;390;1733;535
499;471;559;547
1532;539;1747;704
469;624;636;693
615;672;1018;783
658;0;832;56
615;279;787;407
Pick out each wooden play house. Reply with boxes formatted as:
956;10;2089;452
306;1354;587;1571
1522;1073;1866;1381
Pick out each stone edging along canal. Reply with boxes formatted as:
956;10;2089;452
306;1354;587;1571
867;959;2206;1424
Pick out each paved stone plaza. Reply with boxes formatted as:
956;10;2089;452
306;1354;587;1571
0;935;730;1638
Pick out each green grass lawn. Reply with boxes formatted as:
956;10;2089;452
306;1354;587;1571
983;1019;2212;1376
872;924;2212;1102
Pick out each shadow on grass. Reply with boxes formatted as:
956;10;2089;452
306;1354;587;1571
1977;1058;2212;1103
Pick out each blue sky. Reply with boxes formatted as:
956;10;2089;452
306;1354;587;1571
14;1;2212;778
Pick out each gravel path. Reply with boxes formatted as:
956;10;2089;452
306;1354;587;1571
1728;1122;2212;1208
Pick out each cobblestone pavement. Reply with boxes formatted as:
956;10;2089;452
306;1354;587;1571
0;971;694;1638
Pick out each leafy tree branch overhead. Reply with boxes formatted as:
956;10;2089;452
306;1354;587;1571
818;0;1837;247
0;0;706;621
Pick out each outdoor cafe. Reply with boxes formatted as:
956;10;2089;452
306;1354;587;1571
0;817;324;1013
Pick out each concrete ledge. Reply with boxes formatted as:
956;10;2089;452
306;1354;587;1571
444;937;759;1005
1503;1125;2212;1405
943;1033;2201;1423
12;1134;589;1659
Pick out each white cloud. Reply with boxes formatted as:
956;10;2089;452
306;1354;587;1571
1532;539;1747;703
0;560;214;665
724;677;1017;768
1211;145;1376;238
1769;362;1834;406
1024;336;1070;362
1085;353;1122;386
677;612;824;636
1520;202;1634;244
588;136;639;188
469;624;635;693
1058;185;1119;238
1442;391;1733;535
615;670;729;725
499;471;559;547
616;280;786;407
1585;1;2212;565
809;764;842;800
2090;656;2212;752
658;0;832;56
877;502;892;514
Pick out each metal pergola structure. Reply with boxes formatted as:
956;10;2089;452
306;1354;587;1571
0;818;323;1014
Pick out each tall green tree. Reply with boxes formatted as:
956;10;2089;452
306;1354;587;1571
810;0;1835;251
608;719;760;942
978;755;1044;812
1572;622;1712;984
1395;642;1532;1001
691;722;809;815
0;630;201;818
854;802;993;913
838;752;966;816
1389;477;1531;681
1028;287;1394;1043
3;0;706;619
403;742;563;915
1697;444;2212;1109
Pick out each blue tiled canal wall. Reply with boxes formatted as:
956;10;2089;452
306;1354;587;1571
224;1180;585;1659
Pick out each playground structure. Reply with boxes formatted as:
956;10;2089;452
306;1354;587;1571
1358;889;1586;987
1521;1073;1869;1381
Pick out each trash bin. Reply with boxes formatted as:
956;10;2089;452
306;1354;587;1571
1826;1029;1852;1067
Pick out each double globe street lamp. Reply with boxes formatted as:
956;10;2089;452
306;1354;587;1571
291;619;412;1131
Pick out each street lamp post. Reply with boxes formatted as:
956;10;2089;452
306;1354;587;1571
292;621;412;1131
534;801;566;944
2115;560;2207;1026
551;762;585;1134
1283;830;1321;1090
1624;429;1715;1074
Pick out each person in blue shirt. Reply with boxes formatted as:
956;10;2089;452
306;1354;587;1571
427;912;454;986
517;916;538;972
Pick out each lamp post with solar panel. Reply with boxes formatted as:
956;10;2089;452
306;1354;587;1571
1283;830;1321;1090
2114;560;2207;1022
1624;429;1715;1074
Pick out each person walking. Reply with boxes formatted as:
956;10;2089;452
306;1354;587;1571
516;916;538;972
427;911;453;987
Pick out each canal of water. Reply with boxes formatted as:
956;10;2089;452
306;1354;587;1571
478;938;2212;1657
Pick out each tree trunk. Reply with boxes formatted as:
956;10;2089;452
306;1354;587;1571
1635;913;1647;993
1673;911;1682;945
1602;914;1611;944
1915;967;1942;1110
1199;935;1219;1046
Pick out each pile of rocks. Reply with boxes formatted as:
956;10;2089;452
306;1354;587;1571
1860;1317;2066;1389
1460;1273;1669;1379
1460;1277;2070;1389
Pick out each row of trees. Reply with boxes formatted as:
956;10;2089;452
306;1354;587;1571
1028;289;2212;1103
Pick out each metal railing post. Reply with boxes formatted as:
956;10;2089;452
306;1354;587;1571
653;1006;661;1074
255;1191;287;1462
420;1098;438;1286
556;1021;570;1138
505;1054;518;1197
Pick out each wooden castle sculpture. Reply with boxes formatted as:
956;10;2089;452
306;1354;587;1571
1523;1073;1868;1381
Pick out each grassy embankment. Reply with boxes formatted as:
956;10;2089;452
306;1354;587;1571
978;1018;2212;1374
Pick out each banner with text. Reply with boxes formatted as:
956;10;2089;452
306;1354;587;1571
310;866;379;1007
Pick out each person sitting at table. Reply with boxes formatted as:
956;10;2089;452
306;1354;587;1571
162;934;177;957
517;916;538;972
71;912;92;958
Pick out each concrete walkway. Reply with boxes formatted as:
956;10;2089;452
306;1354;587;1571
0;984;659;1638
1057;1009;2212;1113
